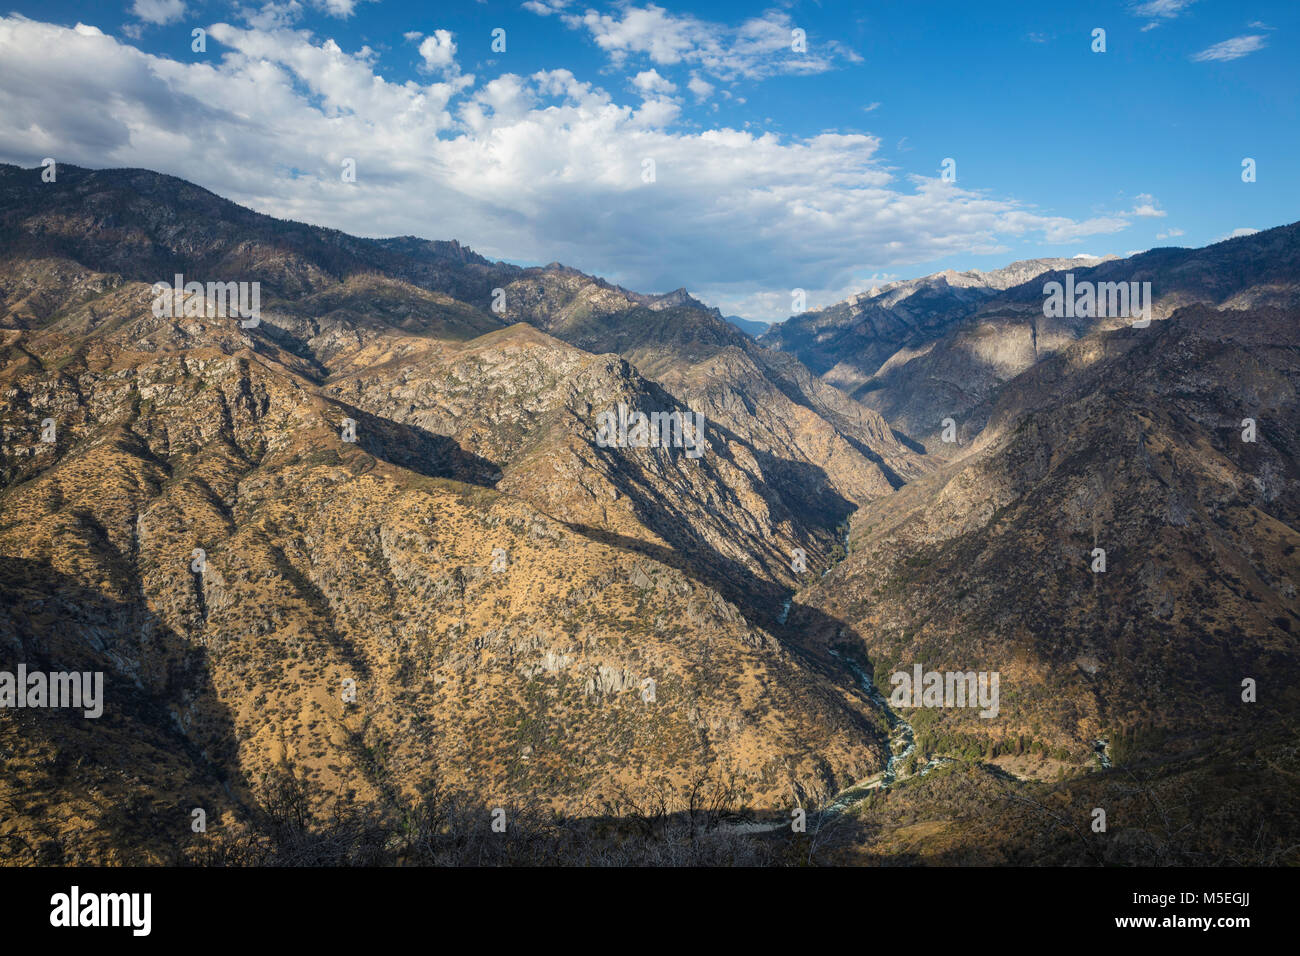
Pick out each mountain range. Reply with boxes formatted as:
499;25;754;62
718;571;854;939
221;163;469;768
1;163;1296;865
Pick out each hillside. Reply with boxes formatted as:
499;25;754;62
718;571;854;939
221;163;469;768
0;164;900;862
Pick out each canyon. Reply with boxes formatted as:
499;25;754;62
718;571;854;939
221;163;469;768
1;163;1296;865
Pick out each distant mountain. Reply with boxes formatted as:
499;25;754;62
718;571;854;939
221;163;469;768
878;227;1300;443
724;315;770;338
760;257;1109;387
765;229;1300;444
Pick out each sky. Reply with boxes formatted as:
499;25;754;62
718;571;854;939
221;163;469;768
0;1;1295;322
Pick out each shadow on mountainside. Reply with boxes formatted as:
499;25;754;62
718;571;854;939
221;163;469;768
563;523;788;629
8;554;1295;867
328;401;502;489
175;710;1300;866
572;427;856;620
0;555;249;865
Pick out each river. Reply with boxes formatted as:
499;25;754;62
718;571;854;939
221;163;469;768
726;641;951;833
730;530;955;833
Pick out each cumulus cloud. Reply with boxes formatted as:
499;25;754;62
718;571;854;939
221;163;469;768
237;2;305;31
314;0;372;18
1192;35;1267;62
417;30;459;74
0;16;1131;322
686;74;714;101
631;68;676;96
522;0;570;16
1156;227;1184;240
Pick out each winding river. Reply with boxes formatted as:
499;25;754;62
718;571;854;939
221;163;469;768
726;642;950;833
735;530;1111;835
821;649;952;813
729;531;955;833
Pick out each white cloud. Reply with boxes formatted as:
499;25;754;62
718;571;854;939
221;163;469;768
1218;227;1259;241
1155;228;1184;240
417;30;458;75
631;68;676;96
314;0;369;18
1131;0;1195;31
1192;35;1267;62
0;16;1131;323
237;2;304;31
1129;193;1166;218
686;74;714;101
130;0;186;26
546;4;860;81
1039;216;1131;243
1131;0;1196;19
630;97;680;128
522;0;570;16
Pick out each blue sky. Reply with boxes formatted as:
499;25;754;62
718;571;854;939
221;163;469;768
0;0;1295;320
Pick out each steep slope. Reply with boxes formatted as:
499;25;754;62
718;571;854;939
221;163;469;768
0;162;927;597
492;268;929;496
0;166;904;863
0;277;890;862
788;306;1299;769
322;321;853;612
